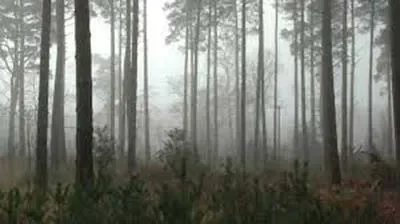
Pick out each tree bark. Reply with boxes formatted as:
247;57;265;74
293;1;299;157
75;0;94;186
341;0;349;172
183;1;189;139
206;2;211;164
367;1;375;150
121;0;132;161
273;0;278;160
110;0;116;161
36;0;51;190
19;0;26;160
300;0;308;161
309;4;316;150
213;0;219;167
143;0;151;164
254;0;263;169
234;0;241;165
322;0;341;185
389;0;400;176
240;0;246;170
191;0;201;156
51;0;66;175
128;0;139;172
118;0;125;160
349;0;355;166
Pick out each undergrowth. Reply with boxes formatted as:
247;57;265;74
0;128;395;223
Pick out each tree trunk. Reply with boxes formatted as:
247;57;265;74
389;0;400;177
213;0;219;167
118;0;124;160
293;2;299;158
387;48;393;158
19;0;26;160
143;0;151;164
110;0;116;160
367;1;375;150
300;0;308;161
234;0;241;163
206;2;211;164
75;0;94;186
121;0;132;161
191;0;201;156
309;4;316;150
36;0;51;190
322;0;341;185
240;0;246;170
341;0;348;172
183;0;189;138
273;0;278;160
128;0;139;172
254;0;263;169
51;0;66;175
349;0;355;166
8;8;19;163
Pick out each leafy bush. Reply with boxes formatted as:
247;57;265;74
94;126;116;182
156;128;208;179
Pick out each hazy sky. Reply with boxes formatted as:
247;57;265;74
55;0;387;145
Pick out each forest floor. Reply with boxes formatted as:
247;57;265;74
0;159;398;223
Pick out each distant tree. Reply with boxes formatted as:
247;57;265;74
50;0;67;176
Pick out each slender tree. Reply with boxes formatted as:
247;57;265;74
234;0;241;164
341;0;349;171
348;0;356;165
118;0;124;159
322;0;341;185
389;0;400;175
143;0;151;164
51;0;66;174
19;0;26;159
300;0;308;161
273;0;278;159
293;1;299;156
213;0;219;166
240;0;246;169
387;48;393;158
121;0;132;161
36;0;51;190
128;0;139;172
206;1;211;164
75;0;94;186
367;0;375;151
110;0;116;157
183;0;189;138
309;3;316;147
254;0;263;168
191;0;201;155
